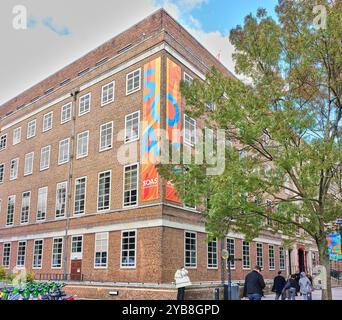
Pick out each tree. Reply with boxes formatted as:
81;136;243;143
158;0;341;300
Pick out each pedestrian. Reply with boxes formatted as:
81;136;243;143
243;265;266;301
174;267;191;300
299;272;313;300
282;274;298;300
272;271;286;300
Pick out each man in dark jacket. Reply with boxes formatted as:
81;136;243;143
243;266;266;300
272;271;286;300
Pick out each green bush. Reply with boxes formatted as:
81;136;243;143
6;272;16;283
26;272;35;283
0;266;6;280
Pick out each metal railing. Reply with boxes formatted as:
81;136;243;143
34;273;84;281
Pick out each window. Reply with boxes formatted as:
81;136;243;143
0;163;4;183
13;127;21;145
56;182;67;218
2;243;11;268
123;164;138;207
126;68;141;95
24;152;34;176
184;115;196;146
95;233;108;268
17;241;26;267
43;112;53;132
33;240;43;269
52;238;63;268
269;245;275;270
37;187;48;221
279;246;286;270
76;131;89;159
99;122;113;151
242;241;250;269
256;243;263;268
0;134;7;151
20;191;30;224
58;138;70;164
226;238;236;269
40;146;51;171
74;177;86;215
71;236;83;259
125;111;140;143
184;72;193;85
98;171;111;211
207;239;218;268
27;120;36;139
121;230;136;268
79;93;91;116
6;196;15;226
10;158;19;180
61;103;72;124
185;232;197;268
101;81;115;106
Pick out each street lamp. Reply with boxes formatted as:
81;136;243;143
222;249;232;300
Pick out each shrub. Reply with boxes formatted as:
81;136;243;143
0;266;6;280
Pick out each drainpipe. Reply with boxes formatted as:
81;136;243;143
63;88;79;279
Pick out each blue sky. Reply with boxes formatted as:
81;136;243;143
0;0;280;105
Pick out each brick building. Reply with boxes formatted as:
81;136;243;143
0;9;318;299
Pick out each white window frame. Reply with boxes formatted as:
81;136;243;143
42;111;53;132
123;163;139;208
9;158;19;181
279;246;286;271
101;81;115;106
27;120;36;139
242;241;251;270
40;145;51;171
124;111;140;143
126;68;141;95
71;235;83;260
55;181;67;219
0;134;7;151
256;243;264;268
78;93;91;116
32;239;44;269
61;102;72;124
74;176;87;216
76;131;89;159
6;195;15;226
24;152;34;176
51;238;63;269
207;239;218;269
0;163;4;184
97;170;111;212
16;241;27;268
184;231;197;269
36;186;48;222
269;244;275;271
2;243;11;268
120;230;137;269
184;72;193;85
99;121;113;152
20;191;31;225
94;232;108;269
184;114;196;147
58;138;70;165
13;127;21;145
226;238;236;269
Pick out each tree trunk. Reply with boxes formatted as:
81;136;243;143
317;239;333;300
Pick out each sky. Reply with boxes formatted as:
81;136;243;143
0;0;278;105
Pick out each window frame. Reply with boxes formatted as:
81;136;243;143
120;230;137;269
16;241;27;268
9;158;19;180
207;238;218;269
58;138;70;165
97;170;111;212
27;120;37;139
184;72;193;85
78;93;91;116
74;176;87;216
242;241;251;270
226;238;236;269
256;243;264;268
124;111;140;144
126;68;141;96
24;152;34;176
268;244;275;271
94;232;109;269
122;163;139;208
55;181;67;219
184;231;197;269
20;191;31;225
76;131;89;159
101;81;115;106
2;243;11;268
6;195;15;227
71;235;83;260
0;163;4;183
36;186;48;222
183;114;196;147
99;121;114;152
42;111;53;132
0;134;7;151
40;145;51;171
279;246;286;271
13;127;21;145
32;239;44;269
61;102;72;124
51;237;63;269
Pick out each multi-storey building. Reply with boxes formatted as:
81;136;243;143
0;9;318;299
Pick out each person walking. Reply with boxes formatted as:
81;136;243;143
272;271;286;300
299;272;313;300
243;265;266;300
174;267;191;300
282;274;298;300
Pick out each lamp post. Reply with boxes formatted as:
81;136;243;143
222;249;232;300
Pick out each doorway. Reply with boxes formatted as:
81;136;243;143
70;260;82;281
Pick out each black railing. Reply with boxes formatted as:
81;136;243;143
34;273;84;281
331;269;342;280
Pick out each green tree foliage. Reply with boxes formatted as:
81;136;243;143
158;0;341;300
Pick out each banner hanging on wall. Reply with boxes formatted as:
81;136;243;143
326;234;342;261
141;57;161;202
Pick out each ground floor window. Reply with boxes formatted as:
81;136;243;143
33;240;43;269
242;241;250;269
226;238;235;269
207;239;218;268
256;243;263;268
2;243;11;268
184;231;197;268
279;246;286;270
52;238;63;268
17;241;26;267
121;230;136;268
71;236;83;259
269;245;275;270
95;233;108;268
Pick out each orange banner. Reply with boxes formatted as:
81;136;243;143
165;58;182;203
141;57;161;202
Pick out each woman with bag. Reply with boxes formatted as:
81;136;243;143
299;272;313;300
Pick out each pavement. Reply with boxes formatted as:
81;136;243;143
261;287;342;300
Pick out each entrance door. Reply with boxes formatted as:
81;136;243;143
298;249;305;273
70;260;82;281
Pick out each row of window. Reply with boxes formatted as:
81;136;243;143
0;68;143;152
188;233;286;270
1;230;136;269
0;112;140;184
1;164;138;226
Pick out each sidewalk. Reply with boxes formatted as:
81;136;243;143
262;287;342;300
